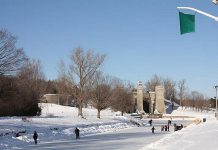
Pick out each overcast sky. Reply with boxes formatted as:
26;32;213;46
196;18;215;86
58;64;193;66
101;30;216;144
0;0;218;97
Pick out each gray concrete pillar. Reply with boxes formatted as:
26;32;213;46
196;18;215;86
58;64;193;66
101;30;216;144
137;81;144;114
155;86;166;114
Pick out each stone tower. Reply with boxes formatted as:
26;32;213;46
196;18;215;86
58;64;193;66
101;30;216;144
155;85;166;114
137;81;144;114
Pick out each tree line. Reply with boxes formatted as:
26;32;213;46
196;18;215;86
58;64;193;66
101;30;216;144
145;75;210;111
0;28;211;117
0;29;134;117
0;29;43;116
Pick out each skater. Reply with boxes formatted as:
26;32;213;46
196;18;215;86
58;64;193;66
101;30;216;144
33;131;38;145
151;126;155;134
168;120;172;126
167;125;170;131
161;125;164;132
174;123;177;131
148;119;153;126
165;125;167;131
75;127;80;139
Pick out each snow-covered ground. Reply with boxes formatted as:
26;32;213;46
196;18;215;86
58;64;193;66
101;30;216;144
0;103;136;149
142;108;217;150
141;120;218;150
0;103;217;150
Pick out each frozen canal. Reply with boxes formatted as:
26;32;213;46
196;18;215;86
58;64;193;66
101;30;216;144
22;119;193;150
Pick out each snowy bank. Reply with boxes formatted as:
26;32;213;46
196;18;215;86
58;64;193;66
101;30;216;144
0;103;135;150
141;108;217;150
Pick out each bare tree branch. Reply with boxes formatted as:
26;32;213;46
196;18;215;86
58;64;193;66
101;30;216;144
0;29;27;75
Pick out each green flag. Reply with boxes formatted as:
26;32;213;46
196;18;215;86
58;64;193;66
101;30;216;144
179;12;195;34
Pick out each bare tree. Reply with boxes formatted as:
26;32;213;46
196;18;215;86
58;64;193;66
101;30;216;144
18;59;45;94
191;91;199;110
56;60;74;95
145;74;162;91
14;59;44;116
194;93;205;111
69;47;106;117
112;86;132;116
0;75;17;116
0;29;27;75
111;79;133;116
178;79;186;108
163;78;176;101
182;90;208;111
90;71;112;118
182;91;192;109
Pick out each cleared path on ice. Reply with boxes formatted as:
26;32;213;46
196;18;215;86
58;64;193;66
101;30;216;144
23;120;192;150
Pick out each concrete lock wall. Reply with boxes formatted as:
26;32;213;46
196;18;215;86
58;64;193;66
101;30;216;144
155;86;166;114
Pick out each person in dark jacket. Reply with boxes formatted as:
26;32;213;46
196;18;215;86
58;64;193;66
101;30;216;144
168;120;172;126
174;123;177;131
161;125;164;132
151;126;155;134
165;125;168;131
33;131;38;145
75;127;80;139
148;119;153;126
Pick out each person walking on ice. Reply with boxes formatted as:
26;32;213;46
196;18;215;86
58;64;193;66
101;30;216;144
75;127;80;139
151;126;155;134
33;131;38;145
161;125;164;132
168;120;172;126
148;119;153;126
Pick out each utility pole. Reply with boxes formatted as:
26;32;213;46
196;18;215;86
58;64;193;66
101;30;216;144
215;85;218;119
215;86;218;111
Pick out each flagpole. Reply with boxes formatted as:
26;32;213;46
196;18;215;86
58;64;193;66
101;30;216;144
177;7;218;21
